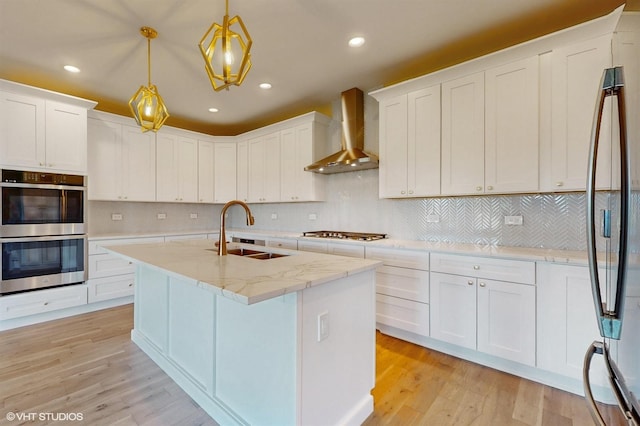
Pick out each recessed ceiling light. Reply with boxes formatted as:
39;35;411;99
259;83;272;89
64;65;80;73
208;107;219;113
348;36;365;48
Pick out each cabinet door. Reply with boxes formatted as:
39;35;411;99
248;132;280;203
45;101;87;173
156;132;179;202
236;141;248;202
549;34;613;191
214;141;237;203
87;118;123;200
477;279;535;365
378;94;408;198
280;127;299;201
537;263;610;387
176;136;198;202
263;131;281;202
430;272;476;349
0;91;45;169
409;86;441;197
485;57;539;193
441;72;485;195
247;136;266;202
122;124;156;202
197;140;215;203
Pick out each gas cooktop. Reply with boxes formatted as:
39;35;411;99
302;231;387;241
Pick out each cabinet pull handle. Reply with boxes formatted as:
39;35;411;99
473;265;480;270
408;190;414;194
467;280;474;285
128;283;133;287
555;181;564;187
401;190;406;195
487;186;493;190
479;282;486;287
476;186;482;191
44;301;49;306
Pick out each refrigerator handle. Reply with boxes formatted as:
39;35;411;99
586;67;629;340
583;341;607;426
586;68;612;338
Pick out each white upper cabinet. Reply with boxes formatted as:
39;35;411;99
0;85;95;174
156;129;198;203
485;56;539;193
546;34;613;192
213;139;237;204
247;131;280;203
441;72;485;196
88;113;156;202
379;85;441;198
280;121;326;202
236;140;248;202
197;139;215;203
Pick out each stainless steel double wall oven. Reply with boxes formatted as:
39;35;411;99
0;169;87;295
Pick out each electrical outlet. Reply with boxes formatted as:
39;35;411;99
271;213;278;220
111;213;123;221
190;213;198;219
504;215;523;226
317;311;329;342
308;213;317;220
157;213;167;220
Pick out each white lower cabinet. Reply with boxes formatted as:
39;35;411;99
536;263;611;387
430;253;536;366
87;236;163;303
0;285;87;320
366;247;430;337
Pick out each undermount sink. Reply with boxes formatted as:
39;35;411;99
225;248;289;260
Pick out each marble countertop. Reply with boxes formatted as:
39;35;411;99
90;228;591;265
105;239;381;305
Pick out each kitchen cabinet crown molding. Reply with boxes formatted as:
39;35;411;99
369;5;623;102
0;78;97;110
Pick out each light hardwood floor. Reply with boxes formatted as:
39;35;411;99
0;304;625;425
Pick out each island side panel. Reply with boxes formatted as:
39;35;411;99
215;292;298;425
299;269;376;426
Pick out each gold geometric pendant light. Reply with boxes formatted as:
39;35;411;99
129;26;169;132
199;0;252;91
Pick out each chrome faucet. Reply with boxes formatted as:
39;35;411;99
218;200;255;255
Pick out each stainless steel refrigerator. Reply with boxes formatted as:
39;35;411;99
583;14;640;425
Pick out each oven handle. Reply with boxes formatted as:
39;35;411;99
0;234;87;243
0;182;86;191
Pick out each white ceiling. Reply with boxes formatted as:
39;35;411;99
0;0;630;135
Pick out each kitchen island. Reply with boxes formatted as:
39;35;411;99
106;239;381;426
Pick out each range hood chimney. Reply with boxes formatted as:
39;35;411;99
305;87;378;174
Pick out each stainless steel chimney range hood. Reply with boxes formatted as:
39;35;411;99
305;87;378;174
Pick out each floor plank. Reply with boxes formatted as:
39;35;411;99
0;304;627;425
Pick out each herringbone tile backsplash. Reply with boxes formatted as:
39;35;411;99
245;169;620;251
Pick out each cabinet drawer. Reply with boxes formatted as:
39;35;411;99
376;265;429;303
365;247;429;270
89;253;134;278
328;243;365;258
430;252;535;284
266;238;298;250
87;275;134;303
89;236;164;255
297;240;328;253
0;285;87;320
376;294;429;337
